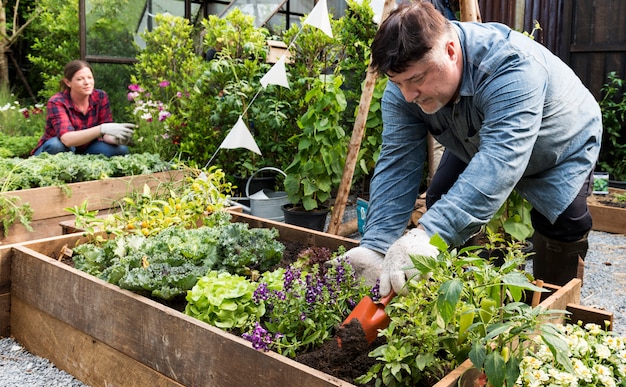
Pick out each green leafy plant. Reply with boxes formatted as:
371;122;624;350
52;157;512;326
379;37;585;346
357;235;548;386
71;217;284;300
486;191;534;243
283;75;348;211
598;72;626;181
185;270;266;330
67;165;234;242
0;152;169;191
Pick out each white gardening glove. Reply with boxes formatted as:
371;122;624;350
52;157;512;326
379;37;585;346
380;228;438;296
326;246;384;288
100;123;135;144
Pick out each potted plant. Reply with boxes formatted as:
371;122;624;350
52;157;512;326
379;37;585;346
282;75;348;231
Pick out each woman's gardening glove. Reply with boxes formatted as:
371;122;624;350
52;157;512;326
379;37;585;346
100;123;136;145
326;246;384;287
379;228;438;296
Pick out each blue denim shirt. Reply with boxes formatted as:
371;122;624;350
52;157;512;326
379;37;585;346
361;21;602;251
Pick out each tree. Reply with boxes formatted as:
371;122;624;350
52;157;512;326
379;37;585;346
0;0;40;89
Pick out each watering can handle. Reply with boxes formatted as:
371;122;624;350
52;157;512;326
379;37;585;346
245;167;287;198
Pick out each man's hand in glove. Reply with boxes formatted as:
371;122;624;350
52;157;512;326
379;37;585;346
325;246;384;287
100;123;135;144
379;228;438;296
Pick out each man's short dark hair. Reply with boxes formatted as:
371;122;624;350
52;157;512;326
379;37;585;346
370;2;450;76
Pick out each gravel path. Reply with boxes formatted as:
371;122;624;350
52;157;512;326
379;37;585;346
0;225;624;386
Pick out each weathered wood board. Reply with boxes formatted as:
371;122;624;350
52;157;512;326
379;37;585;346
0;170;183;245
588;188;626;234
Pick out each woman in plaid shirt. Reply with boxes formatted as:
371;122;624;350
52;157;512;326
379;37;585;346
32;60;135;157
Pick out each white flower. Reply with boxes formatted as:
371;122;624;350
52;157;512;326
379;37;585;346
594;343;612;360
572;358;593;382
585;323;603;335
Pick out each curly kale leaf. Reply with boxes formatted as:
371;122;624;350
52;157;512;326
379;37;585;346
216;223;284;274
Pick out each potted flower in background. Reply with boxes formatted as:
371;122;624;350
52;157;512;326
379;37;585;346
282;75;348;231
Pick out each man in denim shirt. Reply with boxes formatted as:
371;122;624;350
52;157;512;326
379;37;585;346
342;2;602;296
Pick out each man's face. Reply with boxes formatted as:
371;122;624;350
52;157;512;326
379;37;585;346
386;41;461;114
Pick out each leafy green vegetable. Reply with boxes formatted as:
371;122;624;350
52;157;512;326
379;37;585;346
72;219;285;300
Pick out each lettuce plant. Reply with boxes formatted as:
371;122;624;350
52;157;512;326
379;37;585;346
185;271;264;329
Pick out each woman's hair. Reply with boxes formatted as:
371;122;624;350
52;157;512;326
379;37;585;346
60;60;93;91
370;2;452;76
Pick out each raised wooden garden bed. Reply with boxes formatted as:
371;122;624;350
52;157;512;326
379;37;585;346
588;187;626;234
0;213;614;387
0;170;183;245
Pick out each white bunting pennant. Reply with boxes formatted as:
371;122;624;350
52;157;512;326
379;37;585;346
218;116;262;155
260;56;290;88
303;0;333;38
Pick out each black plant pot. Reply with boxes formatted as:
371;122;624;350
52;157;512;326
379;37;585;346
282;204;330;232
233;174;276;197
609;180;626;189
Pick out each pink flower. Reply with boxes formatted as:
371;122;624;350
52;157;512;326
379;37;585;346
128;84;144;92
159;80;170;88
158;111;171;122
127;91;139;101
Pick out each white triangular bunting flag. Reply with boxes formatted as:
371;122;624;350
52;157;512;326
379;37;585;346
303;0;333;38
219;116;262;155
260;56;290;88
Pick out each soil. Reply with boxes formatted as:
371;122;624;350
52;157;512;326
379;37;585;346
588;192;626;208
297;319;381;386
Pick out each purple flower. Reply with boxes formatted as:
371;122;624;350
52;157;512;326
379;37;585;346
241;322;274;352
159;80;170;88
283;267;300;291
253;283;269;303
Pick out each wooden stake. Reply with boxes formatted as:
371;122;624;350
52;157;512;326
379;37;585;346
460;0;482;22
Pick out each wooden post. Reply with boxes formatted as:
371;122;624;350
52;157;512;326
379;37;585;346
459;0;482;22
326;0;396;235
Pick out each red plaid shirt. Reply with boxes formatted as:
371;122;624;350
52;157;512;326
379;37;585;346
32;89;113;154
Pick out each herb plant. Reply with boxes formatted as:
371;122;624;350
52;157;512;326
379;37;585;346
357;235;548;386
67;166;233;242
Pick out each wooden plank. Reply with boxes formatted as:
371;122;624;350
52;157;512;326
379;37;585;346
0;243;12;294
539;279;582;326
3;170;183;221
566;303;614;329
432;359;474;387
10;244;354;387
0;293;9;337
588;189;626;234
0;243;13;336
231;212;359;252
11;297;183;387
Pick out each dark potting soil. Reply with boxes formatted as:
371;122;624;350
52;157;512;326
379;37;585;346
297;319;380;386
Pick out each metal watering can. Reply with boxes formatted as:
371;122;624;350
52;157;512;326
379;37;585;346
232;167;290;222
